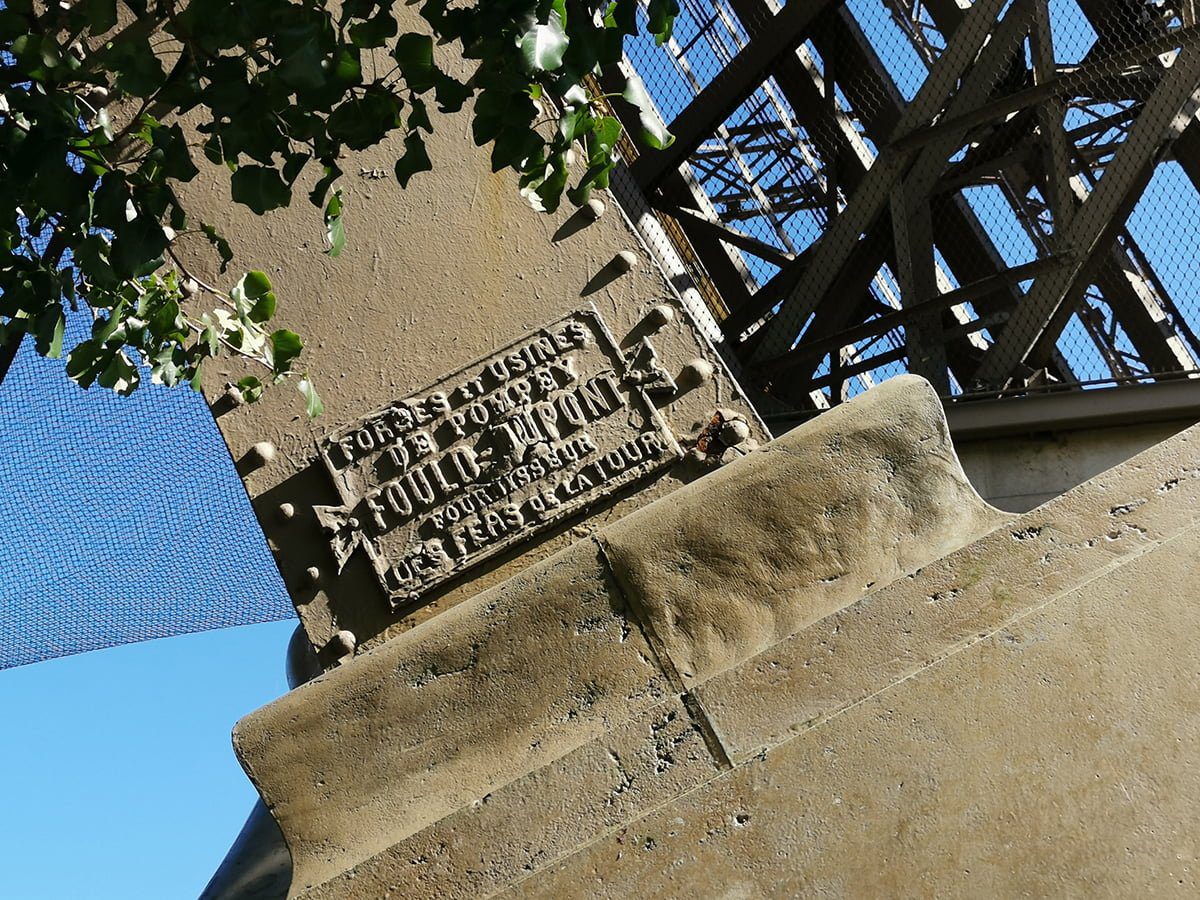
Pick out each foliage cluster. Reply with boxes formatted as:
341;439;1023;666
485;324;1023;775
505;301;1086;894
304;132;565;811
0;0;676;412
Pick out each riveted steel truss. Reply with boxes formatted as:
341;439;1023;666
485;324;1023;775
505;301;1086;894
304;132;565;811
612;0;1200;413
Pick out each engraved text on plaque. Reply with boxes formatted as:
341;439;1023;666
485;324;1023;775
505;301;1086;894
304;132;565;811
314;308;682;605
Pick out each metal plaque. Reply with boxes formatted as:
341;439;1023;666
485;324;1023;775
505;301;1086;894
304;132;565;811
315;307;682;606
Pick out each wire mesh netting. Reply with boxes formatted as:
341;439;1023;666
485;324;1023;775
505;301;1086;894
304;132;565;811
0;315;292;670
618;0;1200;407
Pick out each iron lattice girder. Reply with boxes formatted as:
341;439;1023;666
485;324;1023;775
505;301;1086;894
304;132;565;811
748;0;1017;363
975;40;1200;383
628;0;844;191
740;0;1200;388
871;0;1200;382
617;0;1200;396
896;0;1200;383
671;0;1032;392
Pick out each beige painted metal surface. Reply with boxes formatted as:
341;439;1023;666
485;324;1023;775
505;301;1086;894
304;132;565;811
173;0;763;656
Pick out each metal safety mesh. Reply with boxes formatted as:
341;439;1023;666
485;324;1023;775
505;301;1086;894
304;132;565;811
0;314;292;670
619;0;1200;408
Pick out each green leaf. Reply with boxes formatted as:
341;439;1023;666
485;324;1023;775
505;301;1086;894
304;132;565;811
303;161;337;207
35;303;66;359
230;165;292;215
324;189;345;257
152;345;182;386
149;297;183;336
67;339;108;388
235;271;276;323
394;131;432;188
622;73;674;151
95;108;114;143
82;0;118;33
520;11;569;73
236;375;264;404
610;0;639;35
589;115;622;160
559;104;594;144
329;45;363;87
393;33;436;94
277;37;328;92
647;0;680;44
269;328;303;376
200;325;219;356
97;349;140;395
538;154;570;213
298;376;324;418
111;216;168;279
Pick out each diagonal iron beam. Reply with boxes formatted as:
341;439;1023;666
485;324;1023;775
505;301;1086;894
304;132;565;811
973;42;1200;385
629;0;841;191
885;0;1195;381
889;25;1200;154
758;256;1068;377
749;0;1018;365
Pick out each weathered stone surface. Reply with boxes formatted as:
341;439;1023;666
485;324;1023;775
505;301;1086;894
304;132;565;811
233;538;672;895
300;697;723;900
601;374;1008;687
696;419;1200;760
235;375;1020;897
175;1;765;655
515;521;1200;897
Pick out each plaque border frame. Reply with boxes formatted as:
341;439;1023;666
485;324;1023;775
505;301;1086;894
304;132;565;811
316;304;683;607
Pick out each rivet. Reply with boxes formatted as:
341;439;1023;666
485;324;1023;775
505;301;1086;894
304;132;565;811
250;441;276;464
613;250;638;273
238;441;277;474
720;418;751;446
328;629;357;660
277;502;295;522
583;198;606;220
680;358;714;387
303;566;321;587
647;304;675;328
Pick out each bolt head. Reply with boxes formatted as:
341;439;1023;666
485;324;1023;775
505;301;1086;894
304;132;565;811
329;629;357;659
613;250;638;273
251;441;276;463
647;304;675;328
680;358;715;387
583;198;606;220
719;417;751;446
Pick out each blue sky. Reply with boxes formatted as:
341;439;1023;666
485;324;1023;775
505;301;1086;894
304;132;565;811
0;618;296;898
0;317;295;894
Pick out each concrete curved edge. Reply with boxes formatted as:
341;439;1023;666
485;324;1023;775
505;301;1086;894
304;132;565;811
223;373;1014;897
